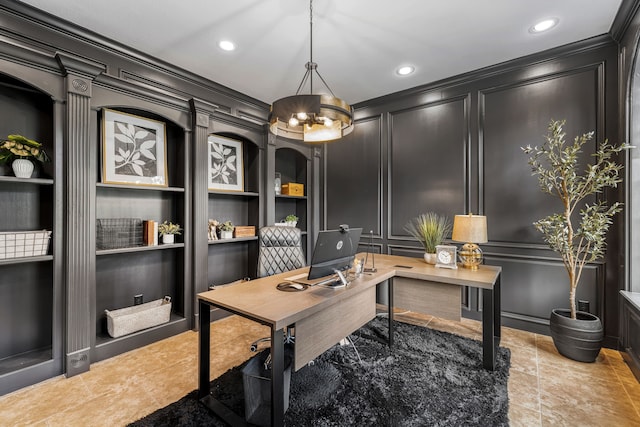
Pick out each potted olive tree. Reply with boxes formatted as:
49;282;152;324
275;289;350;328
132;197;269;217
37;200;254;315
523;119;629;362
404;212;451;264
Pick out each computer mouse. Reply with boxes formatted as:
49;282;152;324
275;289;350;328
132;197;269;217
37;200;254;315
289;283;304;290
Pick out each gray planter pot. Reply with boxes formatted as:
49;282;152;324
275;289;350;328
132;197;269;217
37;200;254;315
549;308;603;363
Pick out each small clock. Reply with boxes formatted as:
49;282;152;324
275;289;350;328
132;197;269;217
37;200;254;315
435;245;458;269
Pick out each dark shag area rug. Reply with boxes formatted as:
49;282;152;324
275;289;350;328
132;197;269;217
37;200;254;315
130;317;510;426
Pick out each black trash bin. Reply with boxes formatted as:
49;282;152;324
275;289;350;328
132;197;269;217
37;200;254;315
242;350;292;426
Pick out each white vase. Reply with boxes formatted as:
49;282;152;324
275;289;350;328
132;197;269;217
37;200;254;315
12;159;34;178
424;253;437;265
162;234;174;244
221;230;233;239
286;221;297;227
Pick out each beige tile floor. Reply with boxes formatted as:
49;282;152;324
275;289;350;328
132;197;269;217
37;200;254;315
1;312;639;426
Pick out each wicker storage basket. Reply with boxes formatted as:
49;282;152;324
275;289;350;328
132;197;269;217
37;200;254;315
96;218;143;250
0;230;51;259
105;296;172;338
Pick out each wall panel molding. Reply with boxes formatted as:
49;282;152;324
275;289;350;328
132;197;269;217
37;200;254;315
325;114;383;235
388;95;469;239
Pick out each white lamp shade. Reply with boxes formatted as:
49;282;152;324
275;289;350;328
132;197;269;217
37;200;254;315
452;214;488;243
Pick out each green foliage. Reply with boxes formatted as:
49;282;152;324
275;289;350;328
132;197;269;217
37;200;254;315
285;214;298;222
522;119;629;318
404;212;451;254
0;134;50;165
158;221;182;236
218;220;234;232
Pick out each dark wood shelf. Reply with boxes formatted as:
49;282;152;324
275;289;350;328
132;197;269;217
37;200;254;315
208;236;258;245
93;314;188;362
208;190;260;197
0;255;53;266
0;176;53;185
96;183;185;193
96;243;184;256
276;194;307;200
0;346;52;376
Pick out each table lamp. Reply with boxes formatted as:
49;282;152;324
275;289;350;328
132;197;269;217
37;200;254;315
452;213;488;270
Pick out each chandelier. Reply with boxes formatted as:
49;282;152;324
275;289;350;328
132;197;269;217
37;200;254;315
268;0;353;143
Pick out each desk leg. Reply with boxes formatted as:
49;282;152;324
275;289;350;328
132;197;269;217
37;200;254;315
481;275;501;371
198;299;211;399
494;275;501;343
388;279;394;348
271;327;285;427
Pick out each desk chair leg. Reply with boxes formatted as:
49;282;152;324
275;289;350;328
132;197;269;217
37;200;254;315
270;326;285;426
198;300;211;399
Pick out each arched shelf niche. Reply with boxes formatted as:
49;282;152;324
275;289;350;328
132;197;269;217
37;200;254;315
0;70;61;395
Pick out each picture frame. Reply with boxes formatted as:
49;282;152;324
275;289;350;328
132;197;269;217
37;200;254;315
102;108;168;187
208;134;244;192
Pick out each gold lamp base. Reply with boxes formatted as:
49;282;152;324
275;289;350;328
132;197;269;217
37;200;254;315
459;243;483;270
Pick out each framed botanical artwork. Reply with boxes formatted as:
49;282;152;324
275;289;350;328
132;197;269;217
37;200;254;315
208;134;244;192
102;108;168;187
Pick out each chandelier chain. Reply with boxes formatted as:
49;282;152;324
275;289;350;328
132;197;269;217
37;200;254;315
310;0;313;92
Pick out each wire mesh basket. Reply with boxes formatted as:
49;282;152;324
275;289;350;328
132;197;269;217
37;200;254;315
96;218;143;250
0;230;52;259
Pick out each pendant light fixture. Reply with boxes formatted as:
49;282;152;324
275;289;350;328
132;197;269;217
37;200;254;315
269;0;353;143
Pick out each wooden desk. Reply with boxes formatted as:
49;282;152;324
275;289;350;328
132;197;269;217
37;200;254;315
198;253;501;426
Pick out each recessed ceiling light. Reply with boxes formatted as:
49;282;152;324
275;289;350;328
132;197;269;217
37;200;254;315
529;18;559;34
218;40;236;51
397;66;415;76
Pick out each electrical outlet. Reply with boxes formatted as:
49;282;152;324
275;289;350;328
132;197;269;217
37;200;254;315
134;294;143;305
578;300;590;313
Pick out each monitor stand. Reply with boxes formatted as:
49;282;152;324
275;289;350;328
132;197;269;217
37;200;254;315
333;269;349;288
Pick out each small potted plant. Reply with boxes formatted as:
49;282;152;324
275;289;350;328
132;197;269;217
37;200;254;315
158;221;181;244
404;212;451;264
0;134;50;178
284;214;298;227
218;220;234;239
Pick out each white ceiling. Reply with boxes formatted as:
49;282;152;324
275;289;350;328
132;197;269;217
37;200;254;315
18;0;623;105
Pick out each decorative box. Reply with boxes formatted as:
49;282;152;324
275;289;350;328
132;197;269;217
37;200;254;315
96;218;143;250
281;183;304;196
0;230;51;259
105;296;172;338
234;226;256;238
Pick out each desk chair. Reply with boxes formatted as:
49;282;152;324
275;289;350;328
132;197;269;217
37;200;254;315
250;226;306;352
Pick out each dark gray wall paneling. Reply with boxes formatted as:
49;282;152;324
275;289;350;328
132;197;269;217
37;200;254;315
481;67;600;244
327;39;621;343
389;97;468;237
325;115;382;236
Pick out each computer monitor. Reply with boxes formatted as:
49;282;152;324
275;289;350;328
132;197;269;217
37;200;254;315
307;226;362;280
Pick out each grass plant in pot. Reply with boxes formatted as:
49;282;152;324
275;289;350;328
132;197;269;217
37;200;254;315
404;212;451;265
523;119;629;362
158;221;181;244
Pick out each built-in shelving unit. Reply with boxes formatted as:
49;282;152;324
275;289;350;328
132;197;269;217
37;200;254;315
0;73;60;395
92;108;189;362
275;146;311;258
207;134;261;286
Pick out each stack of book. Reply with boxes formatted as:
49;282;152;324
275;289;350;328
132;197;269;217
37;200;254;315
143;220;158;245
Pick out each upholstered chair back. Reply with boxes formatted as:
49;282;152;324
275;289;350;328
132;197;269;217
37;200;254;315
257;226;306;278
